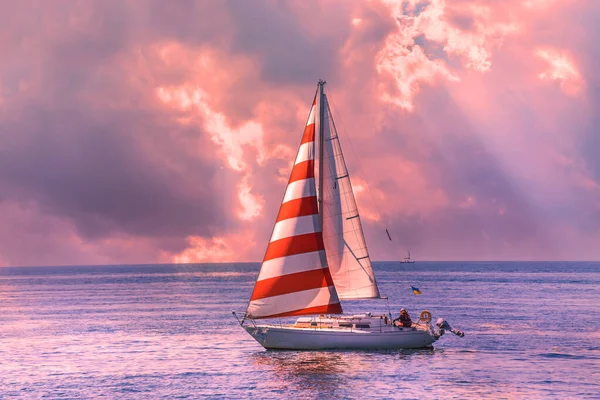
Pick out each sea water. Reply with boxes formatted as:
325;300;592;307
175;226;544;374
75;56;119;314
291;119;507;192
0;262;598;399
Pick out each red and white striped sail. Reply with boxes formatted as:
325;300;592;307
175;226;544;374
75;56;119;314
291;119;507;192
246;96;342;319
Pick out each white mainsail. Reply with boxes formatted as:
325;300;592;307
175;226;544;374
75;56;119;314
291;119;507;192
245;97;342;319
318;94;381;299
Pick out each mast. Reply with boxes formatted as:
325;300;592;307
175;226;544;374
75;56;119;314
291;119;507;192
317;79;326;218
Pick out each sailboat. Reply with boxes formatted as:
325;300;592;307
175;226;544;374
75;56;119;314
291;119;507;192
234;80;464;350
401;250;415;264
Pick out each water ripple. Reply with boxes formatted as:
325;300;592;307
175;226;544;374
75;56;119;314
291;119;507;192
1;262;599;399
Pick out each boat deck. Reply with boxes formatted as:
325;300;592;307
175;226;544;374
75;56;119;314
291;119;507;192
246;314;431;334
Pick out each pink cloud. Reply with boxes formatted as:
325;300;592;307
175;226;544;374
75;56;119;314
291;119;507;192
535;47;584;95
236;176;265;221
376;0;519;110
173;231;257;264
0;0;599;266
377;44;459;111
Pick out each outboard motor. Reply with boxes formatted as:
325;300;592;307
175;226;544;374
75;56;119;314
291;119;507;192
434;318;465;339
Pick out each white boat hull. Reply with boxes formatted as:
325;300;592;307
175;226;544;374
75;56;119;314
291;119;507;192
243;325;437;350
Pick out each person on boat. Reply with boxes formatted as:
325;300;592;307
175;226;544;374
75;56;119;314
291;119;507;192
393;308;412;327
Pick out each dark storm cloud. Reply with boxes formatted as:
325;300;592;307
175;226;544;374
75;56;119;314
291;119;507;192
0;105;224;241
0;1;231;244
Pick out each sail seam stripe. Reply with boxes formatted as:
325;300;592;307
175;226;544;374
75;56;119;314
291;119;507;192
288;160;315;184
250;267;335;301
247;286;340;319
276;196;319;222
300;123;316;145
270;215;320;242
294;142;315;164
275;196;319;222
282;178;316;203
257;250;326;281
248;303;341;320
263;232;325;262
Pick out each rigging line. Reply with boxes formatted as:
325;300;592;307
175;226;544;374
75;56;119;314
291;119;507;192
326;92;391;244
386;297;392;321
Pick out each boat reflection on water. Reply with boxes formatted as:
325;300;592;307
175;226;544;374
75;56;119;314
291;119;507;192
250;348;441;397
395;347;438;359
251;351;353;396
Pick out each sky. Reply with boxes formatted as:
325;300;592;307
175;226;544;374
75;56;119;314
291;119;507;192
0;0;599;266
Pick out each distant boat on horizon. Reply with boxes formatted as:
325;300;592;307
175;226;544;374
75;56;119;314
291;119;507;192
234;80;464;350
400;250;416;264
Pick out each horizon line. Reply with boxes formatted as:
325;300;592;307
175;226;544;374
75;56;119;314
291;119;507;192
2;260;599;268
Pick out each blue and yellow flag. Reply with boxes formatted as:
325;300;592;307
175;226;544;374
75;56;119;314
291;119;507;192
411;286;422;295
